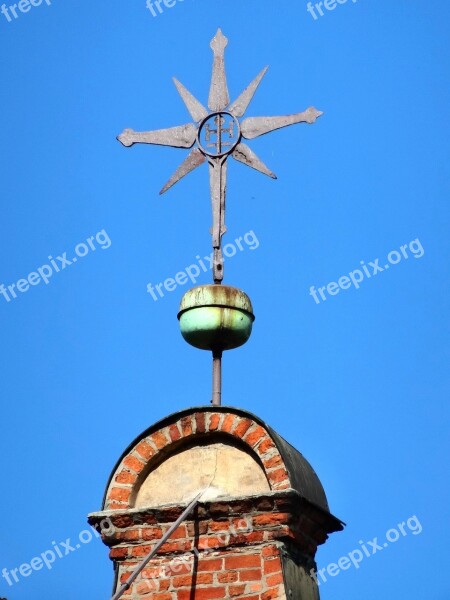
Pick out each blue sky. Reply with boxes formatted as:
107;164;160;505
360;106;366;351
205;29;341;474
0;0;449;598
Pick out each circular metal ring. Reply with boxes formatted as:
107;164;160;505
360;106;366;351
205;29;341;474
197;111;241;158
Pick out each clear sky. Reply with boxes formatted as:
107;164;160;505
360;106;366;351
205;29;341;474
0;1;449;598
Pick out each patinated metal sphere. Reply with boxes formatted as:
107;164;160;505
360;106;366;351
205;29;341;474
178;285;255;351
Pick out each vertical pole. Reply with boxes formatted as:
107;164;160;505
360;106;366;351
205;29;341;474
211;349;222;406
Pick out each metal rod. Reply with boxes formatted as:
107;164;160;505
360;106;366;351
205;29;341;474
211;349;222;406
110;492;202;600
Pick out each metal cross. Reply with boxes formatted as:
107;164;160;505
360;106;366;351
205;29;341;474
118;29;322;283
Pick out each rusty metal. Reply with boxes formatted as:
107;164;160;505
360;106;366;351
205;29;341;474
212;350;222;407
178;284;255;352
118;27;322;284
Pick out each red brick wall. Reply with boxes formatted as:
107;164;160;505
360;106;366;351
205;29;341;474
89;493;332;599
116;544;286;600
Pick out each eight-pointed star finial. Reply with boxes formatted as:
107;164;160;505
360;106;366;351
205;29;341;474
118;28;322;283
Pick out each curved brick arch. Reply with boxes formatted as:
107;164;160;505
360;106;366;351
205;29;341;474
105;411;290;510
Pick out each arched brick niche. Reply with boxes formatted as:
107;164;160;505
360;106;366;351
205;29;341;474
104;409;292;511
90;407;344;600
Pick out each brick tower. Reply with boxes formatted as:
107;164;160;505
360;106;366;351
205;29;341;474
93;28;344;600
88;407;343;599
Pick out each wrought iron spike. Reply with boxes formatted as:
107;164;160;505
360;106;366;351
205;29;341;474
208;29;230;111
240;108;323;140
228;67;269;118
232;143;277;179
117;124;197;148
160;148;206;195
173;78;209;122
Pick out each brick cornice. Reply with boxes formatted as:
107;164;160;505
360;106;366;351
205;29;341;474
89;490;343;561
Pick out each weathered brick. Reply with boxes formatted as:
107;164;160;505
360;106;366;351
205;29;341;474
239;569;262;582
136;579;158;594
266;572;284;587
112;515;134;528
262;587;281;600
217;571;238;583
115;470;138;485
198;535;226;550
253;513;290;527
274;481;290;490
173;575;194;588
141;527;163;541
187;520;208;537
196;573;215;585
232;517;252;532
230;500;253;514
131;545;153;557
109;547;129;560
221;413;236;433
224;555;260;570
244;531;265;543
142;513;158;525
151;430;169;450
160;540;192;553
135;440;155;461
169;423;182;442
123;529;140;541
208;502;229;517
255;498;274;512
263;557;282;574
123;454;145;473
108;501;127;510
268;468;289;484
173;572;213;588
180;416;193;436
110;487;131;502
120;571;132;583
208;413;221;431
229;584;246;596
182;586;226;600
197;558;223;572
257;438;276;455
171;524;188;539
209;520;230;533
262;545;278;558
233;418;253;438
165;559;192;576
195;412;206;433
244;425;267;448
159;579;171;591
142;567;165;579
263;455;283;469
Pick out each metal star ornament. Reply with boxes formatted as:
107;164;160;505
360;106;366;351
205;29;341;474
118;29;322;283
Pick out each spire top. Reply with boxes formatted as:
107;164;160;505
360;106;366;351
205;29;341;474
117;30;322;406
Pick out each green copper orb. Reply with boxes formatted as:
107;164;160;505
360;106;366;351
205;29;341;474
178;285;255;351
